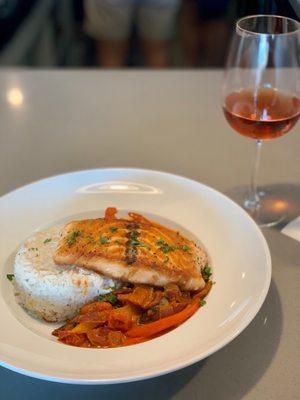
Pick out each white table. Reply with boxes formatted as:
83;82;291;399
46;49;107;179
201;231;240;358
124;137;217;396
0;70;299;400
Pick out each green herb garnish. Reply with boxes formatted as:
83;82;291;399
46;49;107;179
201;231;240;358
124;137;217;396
29;247;38;251
6;274;14;281
156;239;175;254
129;239;140;246
109;227;118;233
129;230;138;240
98;293;118;305
67;230;81;246
202;266;212;282
199;299;206;307
129;239;148;247
182;245;190;252
43;238;52;244
100;236;109;244
128;231;147;247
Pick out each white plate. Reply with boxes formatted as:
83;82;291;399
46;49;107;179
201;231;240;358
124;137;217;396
0;168;271;384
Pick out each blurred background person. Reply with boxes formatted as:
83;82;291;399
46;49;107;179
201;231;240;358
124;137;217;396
0;0;298;68
181;0;230;67
84;0;181;68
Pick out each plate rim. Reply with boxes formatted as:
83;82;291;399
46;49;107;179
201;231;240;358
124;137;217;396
0;167;272;384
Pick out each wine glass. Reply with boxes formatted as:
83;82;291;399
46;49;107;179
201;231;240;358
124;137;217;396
222;15;300;227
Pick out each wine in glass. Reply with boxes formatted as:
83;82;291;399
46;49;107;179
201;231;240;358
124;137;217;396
222;15;300;226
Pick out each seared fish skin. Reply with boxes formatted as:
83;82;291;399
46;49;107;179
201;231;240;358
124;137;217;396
54;208;207;291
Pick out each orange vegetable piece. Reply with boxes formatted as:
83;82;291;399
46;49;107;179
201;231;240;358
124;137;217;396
164;283;182;302
108;304;138;331
80;301;112;314
123;336;147;346
118;286;163;309
87;327;110;347
77;310;110;324
105;207;117;219
193;281;212;300
107;331;126;347
71;321;100;333
52;321;76;336
126;299;200;338
58;332;87;347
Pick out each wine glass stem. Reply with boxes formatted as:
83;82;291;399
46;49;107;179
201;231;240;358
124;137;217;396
245;139;263;211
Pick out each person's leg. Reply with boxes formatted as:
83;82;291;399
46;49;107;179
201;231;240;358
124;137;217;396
137;0;180;68
201;18;229;66
84;0;133;67
141;41;169;68
181;0;230;67
180;0;202;67
97;40;129;68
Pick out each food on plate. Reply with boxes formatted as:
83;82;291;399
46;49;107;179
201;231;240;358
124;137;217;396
12;207;212;347
13;226;119;322
54;207;207;291
53;281;212;348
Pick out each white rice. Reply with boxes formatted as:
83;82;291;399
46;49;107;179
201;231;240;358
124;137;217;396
14;226;119;322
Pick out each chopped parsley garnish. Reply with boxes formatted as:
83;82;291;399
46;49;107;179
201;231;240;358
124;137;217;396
156;239;175;254
202;266;212;282
67;230;81;246
29;247;38;251
129;239;140;246
43;238;52;244
129;239;147;247
109;227;118;233
100;236;109;244
129;231;138;240
98;293;118;305
6;274;14;281
114;240;121;245
199;299;206;307
127;230;148;248
182;245;190;252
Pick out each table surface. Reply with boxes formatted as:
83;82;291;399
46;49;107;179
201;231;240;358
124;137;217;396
0;70;299;400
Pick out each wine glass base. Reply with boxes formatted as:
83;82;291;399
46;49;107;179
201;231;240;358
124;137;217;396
226;186;291;228
246;204;286;228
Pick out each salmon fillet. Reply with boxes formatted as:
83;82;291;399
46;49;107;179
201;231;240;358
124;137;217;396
53;208;207;291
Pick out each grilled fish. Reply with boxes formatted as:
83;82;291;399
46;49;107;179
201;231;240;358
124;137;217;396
53;207;207;291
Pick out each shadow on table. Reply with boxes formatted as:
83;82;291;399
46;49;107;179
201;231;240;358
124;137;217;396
0;280;282;400
226;183;300;267
0;358;203;400
263;183;300;230
189;279;282;400
226;183;300;230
